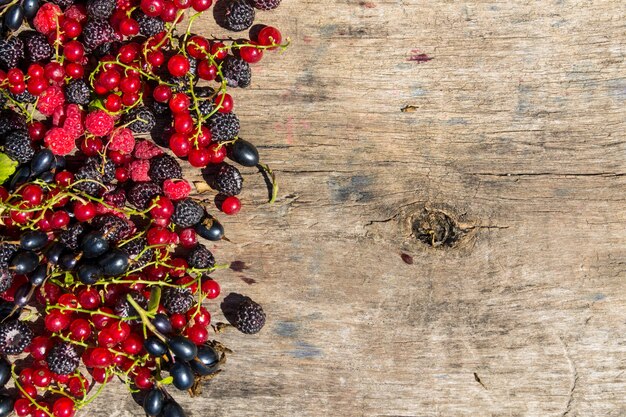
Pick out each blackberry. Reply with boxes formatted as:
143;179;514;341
10;90;36;104
134;11;165;37
127;182;162;209
0;320;33;354
0;37;23;71
122;237;154;268
87;0;115;18
0;268;13;293
74;163;104;197
0;111;26;137
234;299;265;334
50;0;75;8
114;291;147;319
85;156;115;183
149;154;182;185
103;187;126;207
162;287;194;314
0;243;18;268
82;19;116;51
195;87;215;117
187;244;215;269
23;31;53;62
171;198;204;228
251;0;280;10
4;130;35;164
221;56;251;88
58;223;85;251
150;100;169;115
92;214;133;243
208;112;240;142
65;79;91;106
123;106;156;133
222;0;255;32
47;342;80;375
215;164;243;196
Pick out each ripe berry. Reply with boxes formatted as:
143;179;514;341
44;310;71;332
179;228;197;248
188;147;210;168
121;332;143;354
52;397;75;417
73;201;96;222
62;19;82;38
208;143;227;163
197;60;217;80
63;40;85;62
201;278;220;299
221;196;241;215
141;0;164;16
240;45;263;63
191;0;212;11
21;184;44;206
105;94;122;112
147;50;165;67
167;55;190;77
32;368;53;388
173;113;193;133
211;42;227;60
169;93;190;113
258;26;282;49
186;323;208;344
65;63;84;79
153;84;172;102
119;17;139;36
69;318;91;341
215;93;233;113
149;196;175;219
187;35;209;58
169;133;190;157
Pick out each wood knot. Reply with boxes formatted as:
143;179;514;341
411;209;463;248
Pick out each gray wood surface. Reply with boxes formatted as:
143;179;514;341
90;1;626;416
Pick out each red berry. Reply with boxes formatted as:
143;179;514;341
62;19;82;38
121;332;144;355
44;310;71;332
90;347;113;368
118;43;139;63
174;0;191;8
167;54;190;77
211;42;227;60
149;196;175;219
104;94;122;112
221;196;241;215
27;121;47;141
68;375;88;397
207;143;227;163
33;2;62;35
14;398;32;417
44;62;65;83
99;69;121;91
119;75;141;94
201;278;220;299
27;77;47;96
107;321;130;342
7;68;24;85
147;50;165;67
188;147;210;167
240;45;263;63
163;179;191;200
187;35;209;58
27;64;45;78
119;17;139;36
197;60;217;80
19;369;33;385
54;171;74;186
215;93;233;113
44;127;75;156
29;336;53;361
141;0;164;16
63;40;85;62
196;126;212;147
258;26;282;49
170;313;186;329
69;318;92;341
169;93;190;113
187;306;210;325
50;210;70;229
85;110;115;136
73;201;96;222
52;397;76;417
21;184;44;206
153;84;172;102
122;92;140;106
65;62;84;79
77;288;100;309
186;323;209;345
80;136;103;156
179;228;197;248
173;113;194;133
18;384;37;400
147;227;170;246
91;367;109;383
191;0;212;11
169;133;190;157
32;368;53;388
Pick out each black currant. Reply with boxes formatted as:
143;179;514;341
19;230;48;251
229;139;259;167
144;336;168;357
162;400;187;417
151;313;173;335
77;263;103;285
194;218;224;241
9;250;39;274
190;345;220;376
80;231;109;259
169;362;194;391
30;149;54;176
28;264;47;286
0;357;10;387
167;336;197;362
0;393;13;417
143;388;164;417
98;249;129;276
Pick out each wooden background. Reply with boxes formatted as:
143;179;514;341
93;1;626;416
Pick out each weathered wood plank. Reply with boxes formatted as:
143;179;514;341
89;1;626;416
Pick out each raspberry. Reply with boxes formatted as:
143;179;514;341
108;128;135;154
37;86;65;116
129;160;151;182
63;104;85;140
65;4;88;22
85;110;114;136
163;179;191;201
44;127;75;156
33;3;62;35
148;154;182;184
133;140;163;160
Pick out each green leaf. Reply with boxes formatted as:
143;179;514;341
0;153;17;185
159;376;173;385
147;287;162;313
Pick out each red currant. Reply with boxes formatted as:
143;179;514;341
73;201;96;222
240;44;264;63
167;54;190;77
201;278;220;299
215;93;233;113
169;132;190;157
221;196;241;215
258;26;283;49
191;0;211;11
197;60;217;80
188;147;210;167
52;397;76;417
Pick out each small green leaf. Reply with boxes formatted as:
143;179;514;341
160;376;173;385
0;153;17;185
147;287;161;313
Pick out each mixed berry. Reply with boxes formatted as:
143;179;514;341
0;0;284;415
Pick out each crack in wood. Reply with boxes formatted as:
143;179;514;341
560;337;579;417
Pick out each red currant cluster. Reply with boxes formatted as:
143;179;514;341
0;0;283;416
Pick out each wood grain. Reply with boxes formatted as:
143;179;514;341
90;1;626;416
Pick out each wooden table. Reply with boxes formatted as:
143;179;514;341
93;1;626;415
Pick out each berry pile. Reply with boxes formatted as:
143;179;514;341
0;0;284;415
